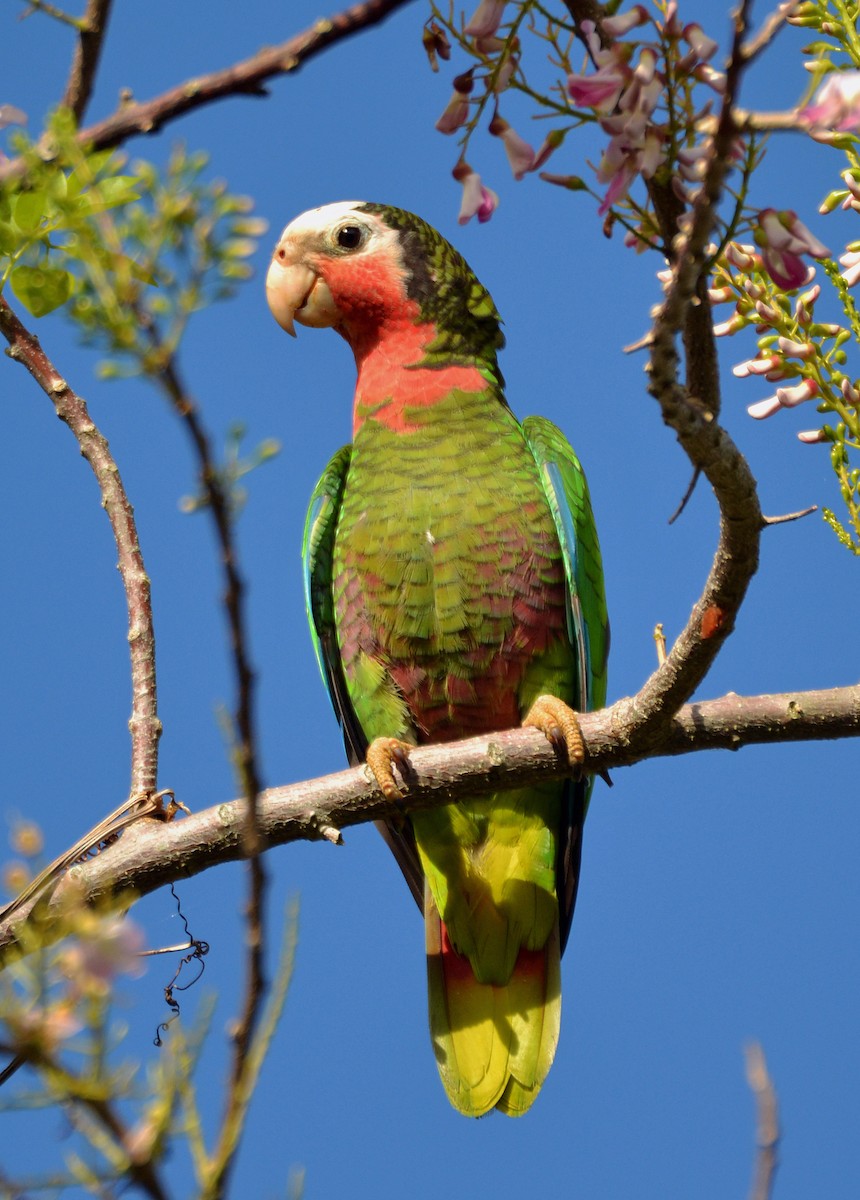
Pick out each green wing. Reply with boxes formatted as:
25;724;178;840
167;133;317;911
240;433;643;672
523;416;609;951
302;444;425;903
522;416;609;715
302;445;367;763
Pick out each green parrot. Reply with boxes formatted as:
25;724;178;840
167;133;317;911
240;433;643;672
266;202;608;1117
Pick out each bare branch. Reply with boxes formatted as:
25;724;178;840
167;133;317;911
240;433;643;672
1;684;857;960
61;0;115;122
0;296;161;798
0;0;416;185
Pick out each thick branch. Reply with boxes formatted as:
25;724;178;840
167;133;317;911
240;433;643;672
625;2;762;746
0;296;161;798
0;0;415;185
1;685;856;960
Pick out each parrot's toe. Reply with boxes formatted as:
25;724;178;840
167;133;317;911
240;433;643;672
523;694;586;774
366;737;414;799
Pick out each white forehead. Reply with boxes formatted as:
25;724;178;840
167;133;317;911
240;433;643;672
279;201;367;240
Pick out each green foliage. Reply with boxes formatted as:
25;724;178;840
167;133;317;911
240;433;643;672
62;141;267;378
0;111;267;367
0;113;141;317
791;0;860;74
180;423;282;517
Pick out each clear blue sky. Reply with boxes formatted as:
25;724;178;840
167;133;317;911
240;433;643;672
1;2;857;1196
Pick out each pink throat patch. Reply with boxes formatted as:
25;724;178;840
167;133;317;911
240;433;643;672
352;321;488;434
315;251;487;434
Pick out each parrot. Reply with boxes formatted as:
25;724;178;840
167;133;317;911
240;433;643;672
266;202;608;1117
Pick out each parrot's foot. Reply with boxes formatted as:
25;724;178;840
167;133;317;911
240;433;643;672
366;737;414;800
523;694;586;776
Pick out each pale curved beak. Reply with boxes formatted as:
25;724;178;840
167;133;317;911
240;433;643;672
266;247;341;337
265;254;317;337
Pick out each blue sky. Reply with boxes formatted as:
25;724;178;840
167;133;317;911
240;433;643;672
1;2;858;1196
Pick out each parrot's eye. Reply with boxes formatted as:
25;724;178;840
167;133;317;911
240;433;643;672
335;224;364;251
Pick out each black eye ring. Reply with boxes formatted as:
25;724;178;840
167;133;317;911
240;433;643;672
336;224;363;250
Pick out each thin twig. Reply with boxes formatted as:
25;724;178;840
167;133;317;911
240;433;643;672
1;683;857;961
0;0;416;185
739;1;800;66
0;296;161;799
148;344;266;1200
18;0;86;30
745;1042;780;1200
61;0;115;122
762;504;818;525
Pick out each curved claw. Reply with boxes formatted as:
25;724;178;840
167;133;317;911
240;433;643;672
366;737;414;800
523;694;586;774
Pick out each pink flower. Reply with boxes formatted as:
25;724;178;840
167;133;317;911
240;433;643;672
435;91;470;134
492;49;520;93
489;114;535;179
800;72;860;131
840;247;860;287
748;378;819;419
754;209;830;290
422;23;451;72
713;313;747;337
777;336;815;358
602;5;649;38
453;161;499;224
567;67;627;112
464;0;507;39
693;63;726;93
725;242;756;271
531;129;564;171
733;354;783;378
797;428;827;443
0;104;26;129
682;24;718;61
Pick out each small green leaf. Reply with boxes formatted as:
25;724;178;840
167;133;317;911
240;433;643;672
9;264;73;316
13;191;47;234
88;175;141;210
0;221;20;256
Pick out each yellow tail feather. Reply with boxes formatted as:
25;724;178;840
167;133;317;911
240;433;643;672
425;891;561;1117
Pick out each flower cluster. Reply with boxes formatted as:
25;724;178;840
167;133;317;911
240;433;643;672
752;209;830;291
428;0;538;223
428;2;731;225
711;242;851;446
565;6;721;215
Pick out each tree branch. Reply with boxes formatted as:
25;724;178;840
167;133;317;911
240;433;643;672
0;296;162;799
0;0;416;185
1;684;856;960
61;0;114;122
570;2;765;752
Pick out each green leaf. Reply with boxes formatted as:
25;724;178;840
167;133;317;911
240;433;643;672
9;264;73;316
13;191;47;234
88;175;141;211
0;221;20;256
